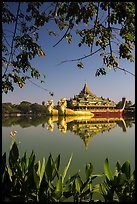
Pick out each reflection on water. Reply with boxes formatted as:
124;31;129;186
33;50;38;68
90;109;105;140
2;115;135;183
2;115;135;149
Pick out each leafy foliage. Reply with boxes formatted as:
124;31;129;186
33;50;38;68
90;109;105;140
2;141;135;202
2;2;135;93
99;158;135;202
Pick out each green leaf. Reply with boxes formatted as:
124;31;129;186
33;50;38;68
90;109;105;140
115;161;122;172
131;170;135;180
117;173;127;185
91;174;103;180
62;154;73;183
36;160;41;177
48;30;59;36
104;158;113;181
107;64;111;69
85;163;93;179
7;167;13;181
121;160;131;179
28;151;35;171
40;158;46;184
34;167;40;189
99;183;107;196
75;177;81;193
9;141;19;169
55;176;62;194
21;152;27;176
16;162;23;178
77;62;84;69
51;154;60;180
45;154;52;181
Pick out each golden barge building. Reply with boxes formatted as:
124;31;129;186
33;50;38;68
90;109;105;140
66;83;126;117
46;83;126;117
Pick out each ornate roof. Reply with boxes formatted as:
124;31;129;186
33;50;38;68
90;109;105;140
79;83;93;96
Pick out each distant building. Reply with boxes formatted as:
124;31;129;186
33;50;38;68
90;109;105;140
66;83;126;117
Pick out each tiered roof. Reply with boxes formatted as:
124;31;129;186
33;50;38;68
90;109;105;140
79;83;93;96
67;83;116;108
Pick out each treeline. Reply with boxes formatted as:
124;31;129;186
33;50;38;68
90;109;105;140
2;101;48;116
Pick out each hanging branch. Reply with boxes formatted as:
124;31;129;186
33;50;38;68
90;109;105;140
3;2;21;78
27;78;54;95
90;2;100;53
107;3;113;57
53;26;70;47
20;71;54;95
58;47;103;64
113;66;135;76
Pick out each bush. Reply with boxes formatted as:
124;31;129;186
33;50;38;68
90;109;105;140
2;141;135;202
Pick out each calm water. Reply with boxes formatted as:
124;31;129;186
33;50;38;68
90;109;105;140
2;116;135;178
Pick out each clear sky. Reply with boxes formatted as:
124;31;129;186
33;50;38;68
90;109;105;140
2;3;135;105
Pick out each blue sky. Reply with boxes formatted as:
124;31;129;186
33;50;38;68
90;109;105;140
2;2;135;105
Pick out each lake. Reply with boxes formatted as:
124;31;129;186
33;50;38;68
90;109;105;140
2;116;135;178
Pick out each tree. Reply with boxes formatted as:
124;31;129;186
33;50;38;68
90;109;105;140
2;2;135;94
42;101;45;106
17;101;31;114
125;100;133;109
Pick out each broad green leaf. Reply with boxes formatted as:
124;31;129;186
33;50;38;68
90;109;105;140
131;170;135;180
75;177;81;193
48;180;55;190
115;161;122;175
55;176;62;194
121;160;131;179
36;160;41;178
21;152;27;176
99;183;107;196
7;167;13;181
34;168;40;189
117;173;127;185
28;151;35;171
85;163;93;179
104;158;113;181
45;154;52;181
93;183;100;193
62;154;73;183
54;154;60;171
34;161;43;189
89;183;92;191
40;158;46;184
16;162;23;178
51;154;60;180
9;141;19;169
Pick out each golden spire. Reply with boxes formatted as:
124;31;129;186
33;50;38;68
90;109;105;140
79;83;93;96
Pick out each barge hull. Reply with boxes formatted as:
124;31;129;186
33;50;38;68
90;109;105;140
91;111;123;118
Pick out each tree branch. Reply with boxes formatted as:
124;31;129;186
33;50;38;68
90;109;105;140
27;78;53;93
3;2;21;78
58;47;103;64
108;4;113;56
21;71;54;94
90;2;100;53
114;66;135;76
53;26;70;47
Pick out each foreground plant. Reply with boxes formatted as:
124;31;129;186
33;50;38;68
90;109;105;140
2;141;135;202
98;158;135;202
